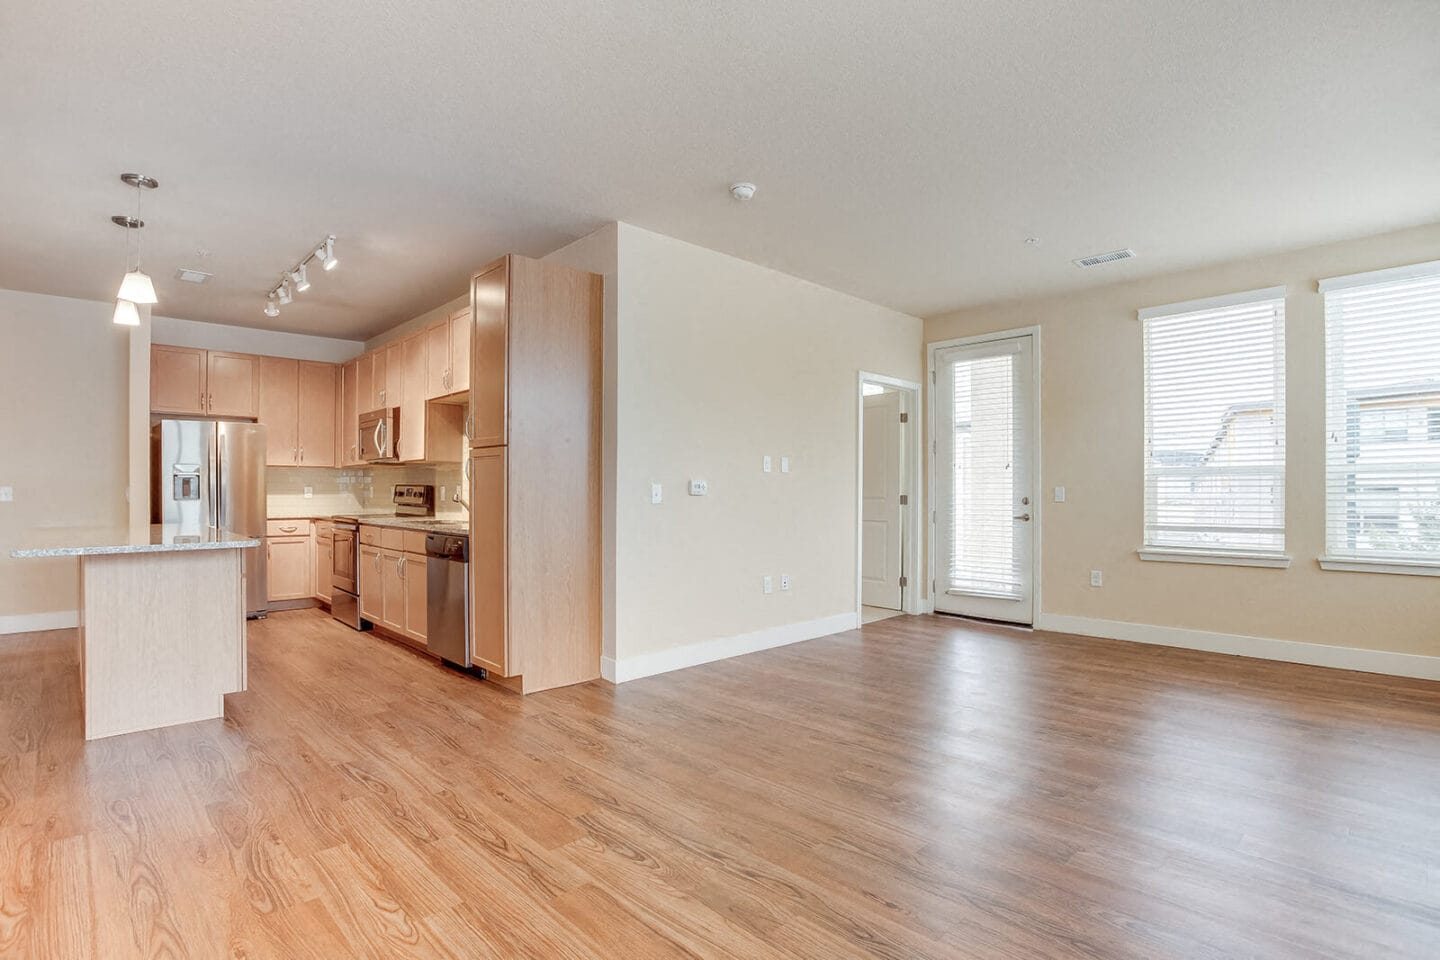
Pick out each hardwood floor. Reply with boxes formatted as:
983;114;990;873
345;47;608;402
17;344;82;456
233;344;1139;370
2;609;1438;959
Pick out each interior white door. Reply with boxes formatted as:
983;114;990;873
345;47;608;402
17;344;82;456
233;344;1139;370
861;390;904;609
934;335;1035;623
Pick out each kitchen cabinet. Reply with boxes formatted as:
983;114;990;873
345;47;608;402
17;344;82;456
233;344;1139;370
266;534;312;601
398;332;466;463
401;551;426;643
258;358;338;467
314;521;333;603
206;351;259;418
149;345;259;418
151;345;207;415
341;358;359;465
358;544;383;623
380;550;406;635
297;361;337;466
468;255;602;693
385;343;404;411
424;308;471;399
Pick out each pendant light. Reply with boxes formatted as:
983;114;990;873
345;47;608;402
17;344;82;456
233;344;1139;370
114;174;159;305
112;298;140;326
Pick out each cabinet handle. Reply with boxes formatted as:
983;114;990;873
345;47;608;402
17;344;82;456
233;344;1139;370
279;525;297;533
397;555;404;578
374;553;382;573
299;446;304;463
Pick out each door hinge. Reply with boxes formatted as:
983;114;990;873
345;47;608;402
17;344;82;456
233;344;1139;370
899;412;908;423
899;494;908;505
899;576;908;588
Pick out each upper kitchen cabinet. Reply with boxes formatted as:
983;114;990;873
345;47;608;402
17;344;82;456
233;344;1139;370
340;358;360;465
399;332;465;463
385;342;404;410
469;255;601;450
424;306;471;400
206;351;259;418
151;345;207;415
150;345;259;418
257;358;338;467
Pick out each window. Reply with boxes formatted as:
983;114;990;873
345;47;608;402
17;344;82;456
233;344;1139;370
1320;260;1440;575
1139;287;1287;565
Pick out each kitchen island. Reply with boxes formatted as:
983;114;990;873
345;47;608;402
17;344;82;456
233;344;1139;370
10;525;259;740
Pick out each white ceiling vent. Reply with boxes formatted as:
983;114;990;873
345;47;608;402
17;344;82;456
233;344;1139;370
174;267;212;284
1072;248;1135;268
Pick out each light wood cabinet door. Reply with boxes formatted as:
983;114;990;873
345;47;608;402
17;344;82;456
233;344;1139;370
314;532;332;602
358;544;383;622
257;357;300;465
341;359;359;465
401;552;426;643
384;343;404;410
424;320;450;399
471;260;509;447
266;536;312;601
400;334;427;461
297;361;337;466
206;352;259;418
151;345;207;415
356;353;375;415
470;447;509;675
449;307;470;395
380;550;406;635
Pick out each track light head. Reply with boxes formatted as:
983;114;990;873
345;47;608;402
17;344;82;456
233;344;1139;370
264;294;280;318
291;263;310;293
277;280;292;305
317;236;338;271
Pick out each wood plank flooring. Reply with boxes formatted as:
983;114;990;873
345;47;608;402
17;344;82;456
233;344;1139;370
2;609;1438;959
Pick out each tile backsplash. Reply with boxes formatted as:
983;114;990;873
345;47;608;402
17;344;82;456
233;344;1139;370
268;464;466;519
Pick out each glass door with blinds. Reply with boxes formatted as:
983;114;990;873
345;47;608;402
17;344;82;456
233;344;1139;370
933;335;1035;623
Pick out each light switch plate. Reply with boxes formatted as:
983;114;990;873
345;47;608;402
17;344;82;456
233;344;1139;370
650;482;663;504
762;455;772;473
1090;569;1103;587
1054;486;1066;502
688;479;708;496
780;456;790;473
0;486;11;502
762;575;773;594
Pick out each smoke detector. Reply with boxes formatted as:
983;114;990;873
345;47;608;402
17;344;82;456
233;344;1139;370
1072;248;1135;268
729;182;757;201
174;267;212;284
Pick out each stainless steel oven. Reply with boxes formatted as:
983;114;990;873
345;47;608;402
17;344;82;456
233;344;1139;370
330;517;368;630
358;407;399;462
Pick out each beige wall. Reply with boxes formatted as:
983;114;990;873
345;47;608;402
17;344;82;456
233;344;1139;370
925;222;1440;658
0;289;130;626
614;224;923;661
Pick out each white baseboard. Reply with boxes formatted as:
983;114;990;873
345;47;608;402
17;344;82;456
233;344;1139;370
1037;613;1440;682
0;610;79;636
606;611;860;684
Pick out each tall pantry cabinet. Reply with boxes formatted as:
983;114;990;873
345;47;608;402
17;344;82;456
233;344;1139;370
469;254;602;693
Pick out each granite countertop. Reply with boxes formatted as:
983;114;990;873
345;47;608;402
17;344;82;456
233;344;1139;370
10;525;263;558
268;512;469;536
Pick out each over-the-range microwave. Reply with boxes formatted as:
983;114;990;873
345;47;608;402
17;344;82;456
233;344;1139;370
358;407;400;462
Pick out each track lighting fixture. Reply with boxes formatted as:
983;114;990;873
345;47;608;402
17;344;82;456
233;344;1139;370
263;234;337;312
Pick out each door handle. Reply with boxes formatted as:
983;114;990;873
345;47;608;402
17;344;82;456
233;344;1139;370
1014;513;1031;522
373;421;384;456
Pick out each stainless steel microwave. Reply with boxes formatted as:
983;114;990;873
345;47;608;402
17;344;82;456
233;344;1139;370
358;407;400;462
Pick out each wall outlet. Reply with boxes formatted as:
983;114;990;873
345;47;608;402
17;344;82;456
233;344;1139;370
780;456;790;473
762;575;773;594
780;574;790;591
650;482;663;504
688;479;708;496
763;455;772;473
1054;486;1066;502
1090;569;1103;587
303;485;314;499
0;486;11;502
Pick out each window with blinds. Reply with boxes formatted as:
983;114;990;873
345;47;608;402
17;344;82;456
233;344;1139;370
1140;287;1287;560
1320;260;1440;572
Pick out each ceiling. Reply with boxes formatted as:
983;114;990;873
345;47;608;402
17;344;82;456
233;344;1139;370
1;1;1437;340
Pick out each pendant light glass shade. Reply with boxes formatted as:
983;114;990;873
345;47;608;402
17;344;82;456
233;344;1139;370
113;298;140;326
117;269;157;304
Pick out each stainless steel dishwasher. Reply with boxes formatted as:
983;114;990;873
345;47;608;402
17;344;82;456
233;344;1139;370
425;533;470;667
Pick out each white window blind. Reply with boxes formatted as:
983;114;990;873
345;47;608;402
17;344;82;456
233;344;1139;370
1140;287;1287;557
1321;261;1440;569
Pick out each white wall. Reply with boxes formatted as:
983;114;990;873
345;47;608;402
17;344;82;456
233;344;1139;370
153;314;364;362
0;289;130;630
606;224;923;677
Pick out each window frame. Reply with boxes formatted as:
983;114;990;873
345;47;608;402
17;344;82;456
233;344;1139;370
1137;285;1290;568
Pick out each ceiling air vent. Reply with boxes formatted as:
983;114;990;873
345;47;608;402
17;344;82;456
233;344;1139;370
174;267;212;284
1072;248;1135;268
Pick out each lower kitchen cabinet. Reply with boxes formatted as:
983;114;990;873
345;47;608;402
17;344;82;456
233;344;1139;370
266;535;312;601
357;533;427;643
314;523;332;603
380;549;406;635
358;544;383;622
401;551;426;643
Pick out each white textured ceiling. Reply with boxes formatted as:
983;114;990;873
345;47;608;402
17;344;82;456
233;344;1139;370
1;1;1437;339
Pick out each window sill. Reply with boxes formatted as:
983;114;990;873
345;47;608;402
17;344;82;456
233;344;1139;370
1317;557;1440;578
1137;548;1292;569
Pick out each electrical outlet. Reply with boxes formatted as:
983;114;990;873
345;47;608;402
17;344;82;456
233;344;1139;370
780;574;790;591
650;482;663;504
0;486;11;502
1054;486;1066;502
762;575;773;594
439;485;446;502
763;455;772;473
1090;569;1103;587
303;485;314;499
688;479;708;496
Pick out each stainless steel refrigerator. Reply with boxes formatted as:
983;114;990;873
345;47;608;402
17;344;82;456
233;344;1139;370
151;419;268;617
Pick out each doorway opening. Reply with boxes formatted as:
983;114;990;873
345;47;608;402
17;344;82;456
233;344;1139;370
857;372;923;624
